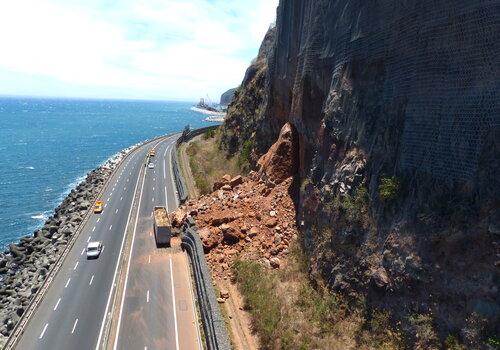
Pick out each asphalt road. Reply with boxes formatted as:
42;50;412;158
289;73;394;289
15;135;201;350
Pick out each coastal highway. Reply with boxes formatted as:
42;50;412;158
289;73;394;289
15;135;201;350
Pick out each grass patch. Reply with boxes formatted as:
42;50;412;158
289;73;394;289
232;242;404;349
186;131;241;194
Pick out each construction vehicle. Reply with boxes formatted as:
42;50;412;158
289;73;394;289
149;149;156;157
153;206;172;247
94;200;104;214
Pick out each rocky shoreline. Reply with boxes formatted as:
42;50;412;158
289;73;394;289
0;143;139;347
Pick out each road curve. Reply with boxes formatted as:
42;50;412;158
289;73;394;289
14;135;201;350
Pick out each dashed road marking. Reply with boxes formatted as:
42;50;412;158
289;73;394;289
92;226;96;232
152;197;154;202
71;318;78;334
90;275;94;286
148;255;151;264
97;218;100;223
147;290;150;303
73;261;79;270
87;236;91;242
120;196;123;201
54;298;61;311
109;225;113;230
65;278;71;288
115;209;118;214
39;323;48;339
81;248;85;255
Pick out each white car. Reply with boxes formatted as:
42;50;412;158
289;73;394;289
148;162;155;169
86;241;103;259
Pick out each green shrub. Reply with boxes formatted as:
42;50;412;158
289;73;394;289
203;128;216;140
238;139;253;169
379;176;401;201
444;334;466;350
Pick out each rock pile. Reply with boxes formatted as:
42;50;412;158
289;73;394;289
173;122;300;280
174;173;298;280
0;147;133;347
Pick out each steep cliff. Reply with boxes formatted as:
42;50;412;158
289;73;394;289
220;88;237;106
222;0;499;348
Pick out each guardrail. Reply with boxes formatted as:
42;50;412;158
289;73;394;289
170;126;231;350
181;219;231;350
3;134;171;350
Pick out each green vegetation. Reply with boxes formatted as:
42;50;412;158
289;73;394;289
323;186;370;225
486;336;500;348
232;242;404;349
238;139;253;170
202;128;217;140
444;334;466;350
186;131;241;194
379;176;401;201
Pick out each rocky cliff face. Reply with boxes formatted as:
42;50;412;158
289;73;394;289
220;88;237;106
222;0;499;348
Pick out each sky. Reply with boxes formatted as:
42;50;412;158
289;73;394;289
0;0;278;102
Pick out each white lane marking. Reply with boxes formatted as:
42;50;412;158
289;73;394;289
124;187;126;191
102;246;105;253
120;196;123;201
149;232;152;237
89;275;94;285
169;257;180;350
152;197;154;202
163;157;166;180
115;209;118;214
81;248;85;256
97;218;100;223
92;226;96;232
65;278;71;288
152;186;154;191
148;255;151;264
153;178;155;182
106;158;146;350
104;203;107;208
39;323;48;339
54;298;61;311
71;318;78;334
73;261;79;270
146;290;150;303
107;197;110;202
109;225;113;230
87;236;91;242
127;179;129;182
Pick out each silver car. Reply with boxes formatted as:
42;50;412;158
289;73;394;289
148;162;155;169
86;241;103;259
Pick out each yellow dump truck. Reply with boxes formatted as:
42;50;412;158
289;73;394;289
94;200;104;214
153;206;172;247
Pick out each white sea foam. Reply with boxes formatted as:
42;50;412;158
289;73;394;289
31;212;48;221
26;166;35;170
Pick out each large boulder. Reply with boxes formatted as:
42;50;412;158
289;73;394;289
198;227;222;252
257;123;299;184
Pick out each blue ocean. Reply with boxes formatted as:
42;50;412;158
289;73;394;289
0;97;213;249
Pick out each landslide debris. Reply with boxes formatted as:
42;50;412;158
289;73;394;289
174;123;300;280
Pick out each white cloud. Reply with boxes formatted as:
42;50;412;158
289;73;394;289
0;0;278;100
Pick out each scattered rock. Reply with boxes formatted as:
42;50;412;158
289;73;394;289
229;175;243;188
270;257;281;269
